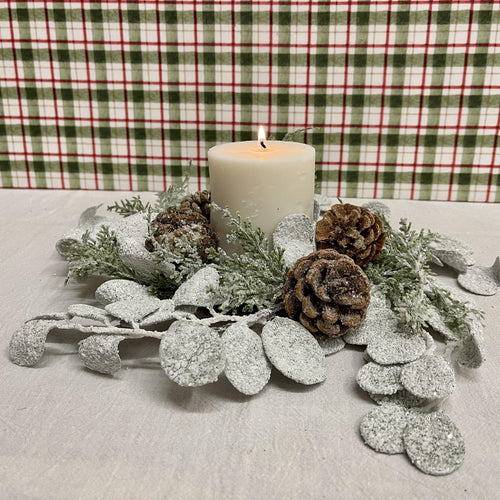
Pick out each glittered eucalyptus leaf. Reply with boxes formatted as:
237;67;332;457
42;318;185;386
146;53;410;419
272;213;315;268
78;334;125;375
356;362;403;396
366;327;427;365
112;212;167;280
455;319;485;369
173;266;220;308
222;323;271;395
9;319;60;366
78;204;107;228
360;404;410;454
458;257;499;296
139;299;176;328
403;411;465;476
369;389;429;408
314;194;333;214
400;355;455;399
105;296;162;325
363;201;391;221
316;336;345;356
95;279;151;305
159;321;225;387
343;290;397;346
57;205;113;258
424;304;461;341
429;234;475;272
261;317;326;385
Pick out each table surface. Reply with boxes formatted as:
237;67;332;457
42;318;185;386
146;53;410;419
0;190;499;500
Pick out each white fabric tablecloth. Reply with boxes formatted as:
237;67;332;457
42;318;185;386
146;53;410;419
1;190;499;500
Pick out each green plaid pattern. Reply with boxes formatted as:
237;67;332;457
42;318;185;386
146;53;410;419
0;2;499;202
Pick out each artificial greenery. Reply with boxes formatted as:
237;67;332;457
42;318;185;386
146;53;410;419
365;217;484;337
106;195;151;217
107;173;190;217
62;226;142;284
144;211;207;298
208;206;288;314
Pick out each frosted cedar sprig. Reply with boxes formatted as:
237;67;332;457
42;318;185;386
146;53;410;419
365;217;484;336
107;172;190;217
62;226;142;284
207;206;287;313
107;195;151;217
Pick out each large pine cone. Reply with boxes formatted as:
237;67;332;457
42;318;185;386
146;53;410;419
179;190;211;221
315;203;385;266
145;207;217;263
284;249;370;337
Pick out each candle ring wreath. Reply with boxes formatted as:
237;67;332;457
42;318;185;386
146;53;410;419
9;163;499;477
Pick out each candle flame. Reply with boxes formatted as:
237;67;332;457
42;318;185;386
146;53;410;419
258;126;267;149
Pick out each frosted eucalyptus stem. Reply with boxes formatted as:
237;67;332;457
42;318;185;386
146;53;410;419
54;321;164;339
205;306;279;327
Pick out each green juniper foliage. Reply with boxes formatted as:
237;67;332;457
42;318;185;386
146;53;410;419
207;206;287;313
61;221;205;299
107;195;151;217
62;226;142;284
107;174;190;217
365;217;484;337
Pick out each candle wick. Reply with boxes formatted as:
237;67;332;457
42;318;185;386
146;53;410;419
260;141;267;149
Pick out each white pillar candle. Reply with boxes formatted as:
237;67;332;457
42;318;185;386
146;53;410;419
208;139;315;251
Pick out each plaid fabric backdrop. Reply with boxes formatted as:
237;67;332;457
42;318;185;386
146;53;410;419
1;1;499;202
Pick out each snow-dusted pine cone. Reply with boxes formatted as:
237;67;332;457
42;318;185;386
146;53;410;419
283;249;370;338
179;190;211;221
145;207;217;263
315;203;385;266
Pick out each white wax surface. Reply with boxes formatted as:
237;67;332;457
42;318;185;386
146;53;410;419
208;140;315;249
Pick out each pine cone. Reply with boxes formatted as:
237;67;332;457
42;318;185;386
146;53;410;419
179;190;211;221
145;207;217;263
315;203;385;266
283;249;370;338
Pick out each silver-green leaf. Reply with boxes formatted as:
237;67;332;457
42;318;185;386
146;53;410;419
78;334;125;375
159;321;225;387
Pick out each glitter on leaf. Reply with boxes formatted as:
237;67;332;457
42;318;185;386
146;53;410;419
272;213;315;269
159;321;225;387
357;362;403;395
316;336;345;356
9;319;60;367
429;234;475;272
456;319;486;369
95;279;151;305
139;300;176;328
363;201;391;221
457;257;499;296
403;411;465;476
360;404;409;454
343;290;396;346
369;389;429;408
105;296;162;325
222;323;271;395
366;327;427;365
173;266;220;308
78;334;125;375
400;355;455;400
261;317;326;385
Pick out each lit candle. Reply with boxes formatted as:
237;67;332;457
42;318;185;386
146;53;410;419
208;128;315;251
